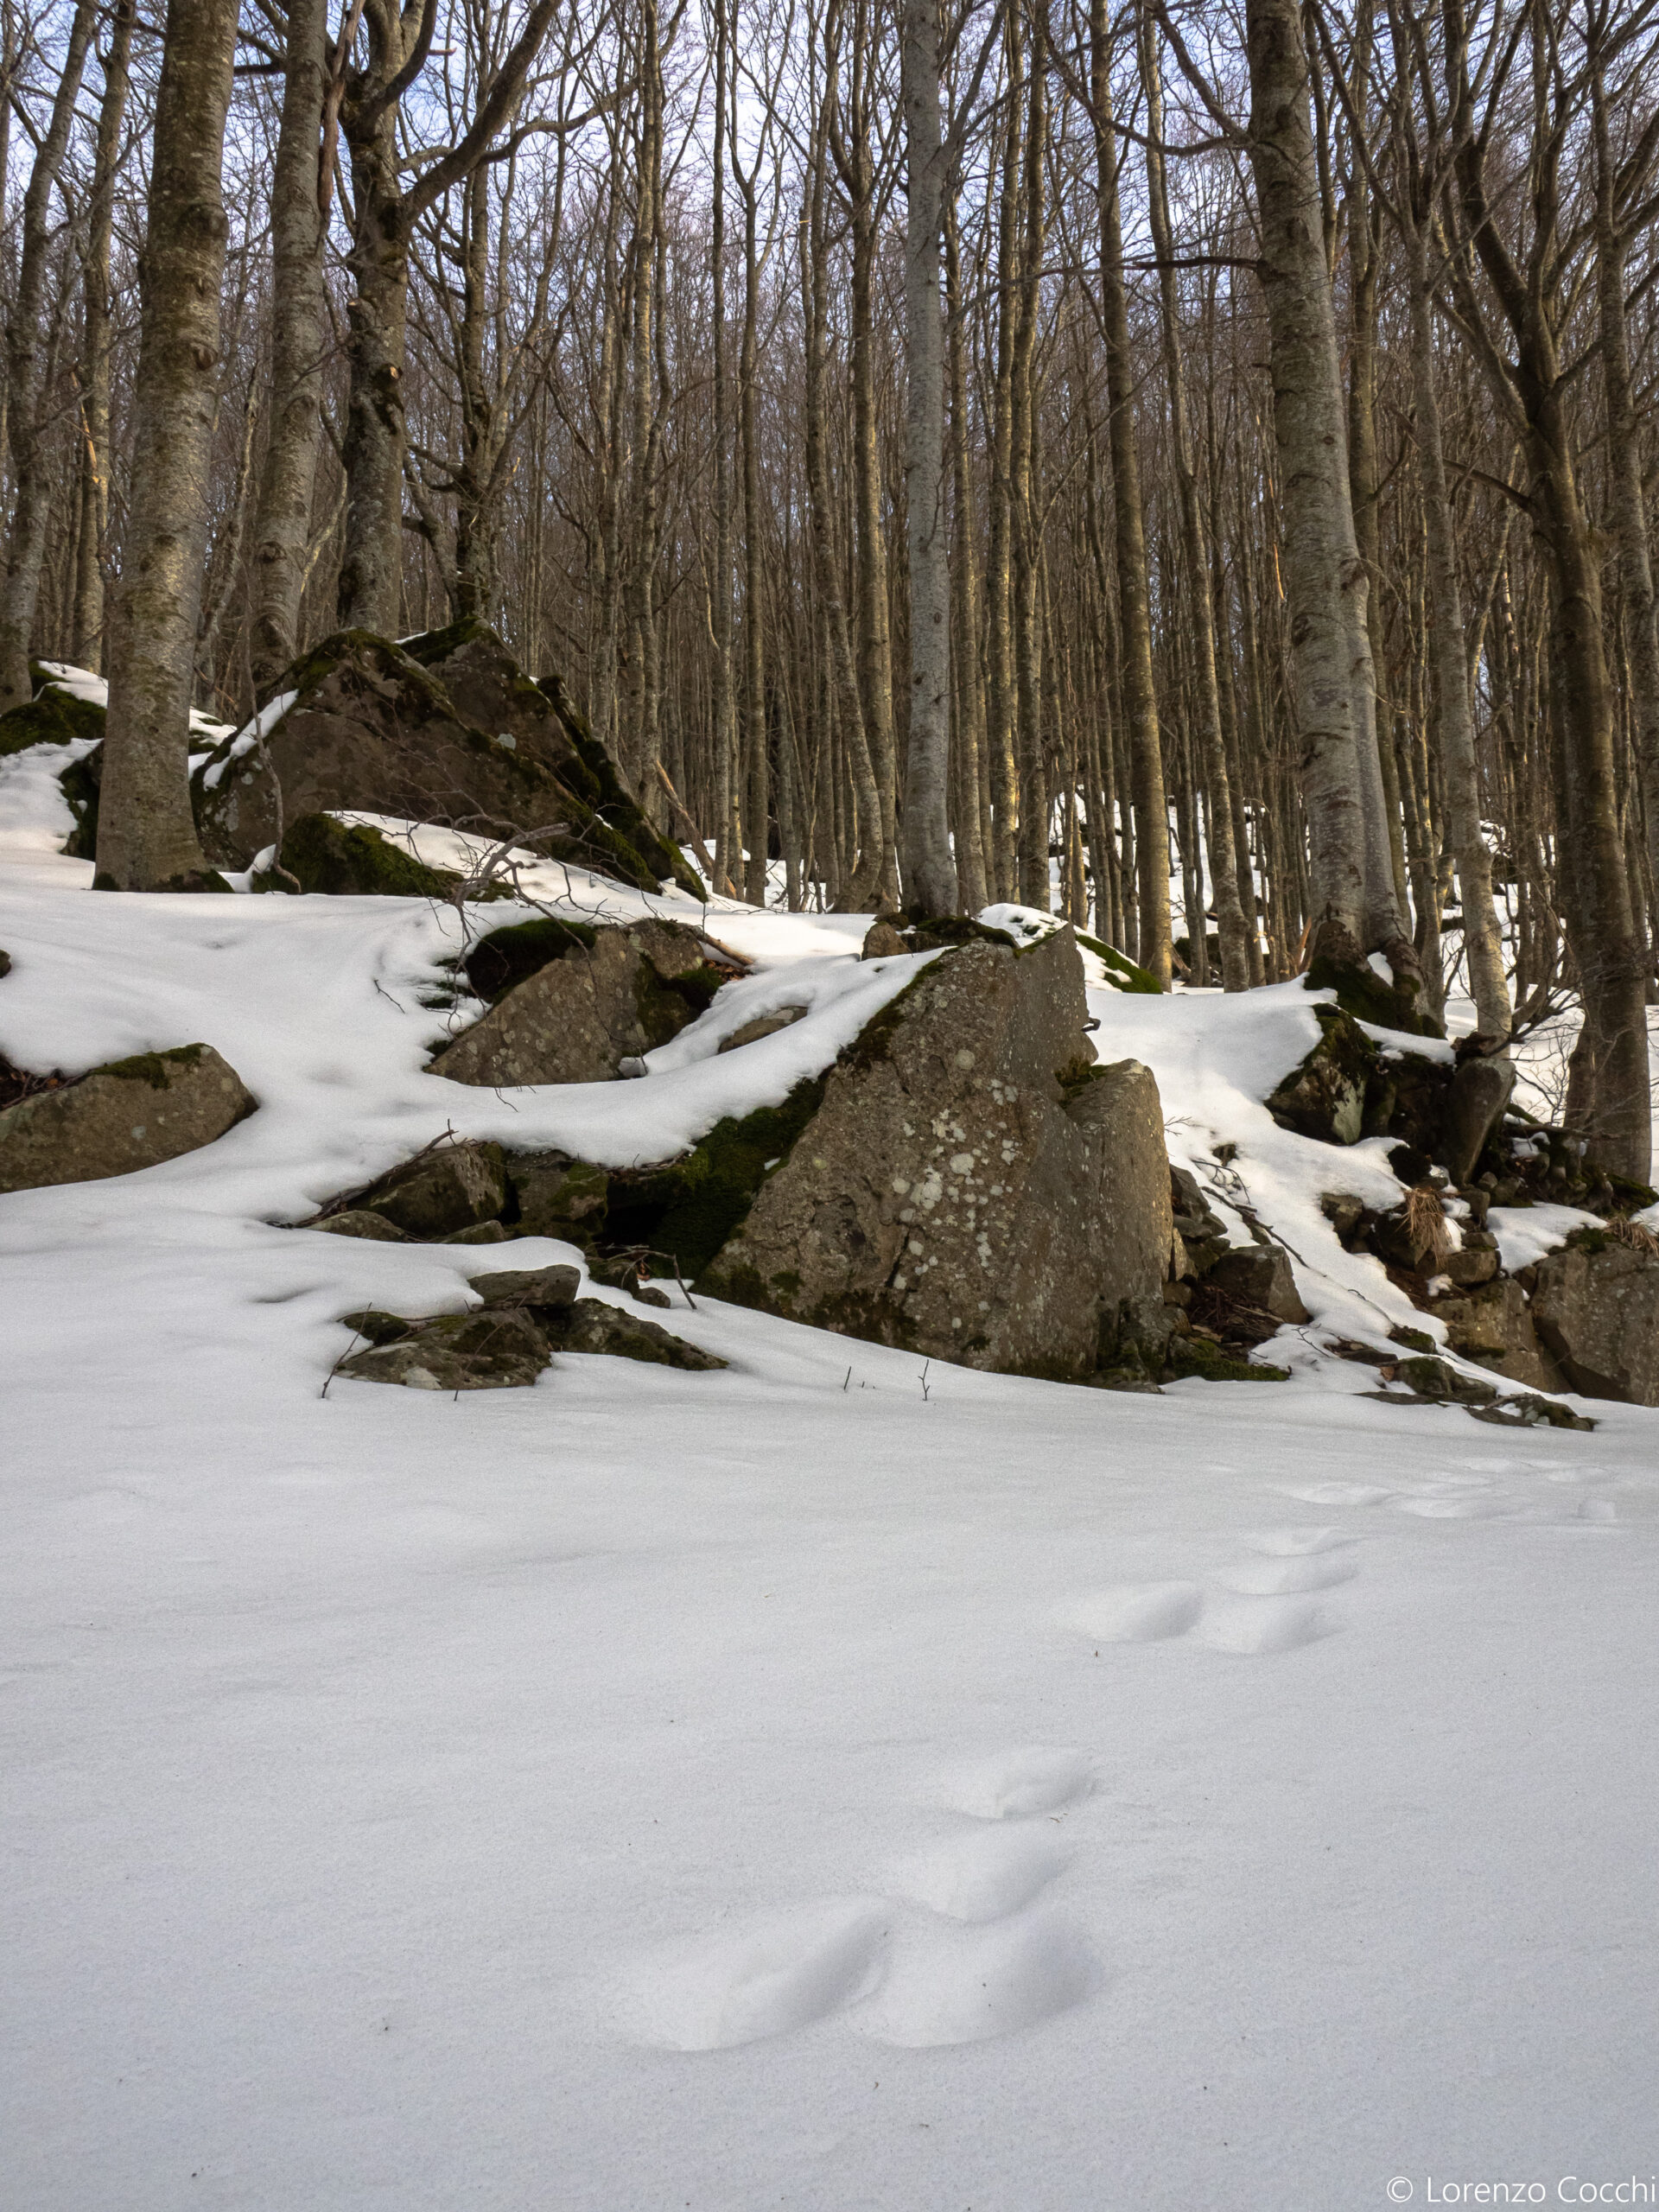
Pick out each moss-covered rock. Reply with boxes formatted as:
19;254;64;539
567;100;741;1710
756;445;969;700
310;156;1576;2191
463;915;598;1003
1304;951;1441;1037
1077;932;1161;994
0;684;105;757
346;1139;507;1239
192;622;699;896
0;1042;256;1193
429;918;732;1087
253;813;510;899
1267;1006;1378;1144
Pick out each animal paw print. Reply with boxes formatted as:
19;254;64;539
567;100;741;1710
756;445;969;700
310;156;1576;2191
629;1747;1099;2052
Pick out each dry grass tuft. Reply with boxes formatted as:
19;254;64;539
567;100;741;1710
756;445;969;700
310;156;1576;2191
1604;1214;1659;1257
1404;1182;1455;1267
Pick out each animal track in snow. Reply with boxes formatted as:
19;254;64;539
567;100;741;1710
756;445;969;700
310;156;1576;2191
1187;1594;1338;1656
1057;1580;1204;1643
1246;1525;1355;1557
1211;1553;1358;1597
1392;1493;1507;1520
634;1897;891;2050
897;1825;1071;1923
1276;1479;1395;1506
856;1907;1096;2047
937;1746;1096;1821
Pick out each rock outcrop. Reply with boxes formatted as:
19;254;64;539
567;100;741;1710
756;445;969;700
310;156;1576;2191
694;925;1173;1379
1522;1236;1659;1405
429;917;731;1087
189;620;700;895
0;1044;256;1193
335;1262;725;1389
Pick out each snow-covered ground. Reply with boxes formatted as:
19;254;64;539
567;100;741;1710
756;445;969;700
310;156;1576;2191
3;771;1656;2211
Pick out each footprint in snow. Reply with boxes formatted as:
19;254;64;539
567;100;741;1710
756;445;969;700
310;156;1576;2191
936;1746;1096;1821
633;1897;891;2050
855;1907;1096;2048
1392;1493;1508;1520
1187;1594;1338;1656
1276;1479;1395;1506
1246;1525;1355;1557
1211;1553;1358;1597
896;1825;1071;1923
1056;1581;1204;1643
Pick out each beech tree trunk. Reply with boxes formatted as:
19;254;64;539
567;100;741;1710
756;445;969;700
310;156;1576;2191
0;0;96;709
93;0;238;893
1245;0;1417;984
71;0;134;673
249;0;328;691
1090;0;1170;982
899;0;957;915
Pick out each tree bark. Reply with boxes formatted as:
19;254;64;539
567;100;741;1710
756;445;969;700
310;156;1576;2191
1245;0;1417;985
93;0;238;892
249;0;329;691
0;0;97;709
1091;0;1171;982
71;0;134;673
899;0;957;915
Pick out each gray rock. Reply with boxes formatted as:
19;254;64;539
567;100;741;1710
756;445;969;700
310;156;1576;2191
718;1006;808;1052
191;622;698;895
701;925;1172;1379
1432;1278;1551;1389
1439;1052;1516;1184
1206;1243;1311;1323
356;1139;507;1238
1266;1007;1376;1145
1440;1243;1498;1287
0;1043;256;1193
1319;1191;1367;1243
443;1218;509;1245
555;1298;726;1370
468;1263;581;1308
429;918;716;1087
337;1305;550;1390
1524;1241;1659;1405
309;1208;410;1242
861;920;909;960
506;1153;608;1240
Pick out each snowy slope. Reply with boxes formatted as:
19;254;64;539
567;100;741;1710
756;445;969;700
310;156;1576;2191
3;779;1656;2212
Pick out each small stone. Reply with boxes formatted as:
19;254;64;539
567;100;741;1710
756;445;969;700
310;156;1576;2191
718;1007;809;1053
552;1297;726;1370
357;1139;506;1239
444;1218;509;1244
468;1263;581;1308
1206;1244;1311;1323
309;1208;410;1242
860;920;908;959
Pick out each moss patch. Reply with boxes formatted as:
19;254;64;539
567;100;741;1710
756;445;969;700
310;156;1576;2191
257;814;485;899
1305;951;1441;1037
1165;1336;1290;1383
602;1074;829;1279
464;915;598;1002
1077;931;1160;993
0;686;106;757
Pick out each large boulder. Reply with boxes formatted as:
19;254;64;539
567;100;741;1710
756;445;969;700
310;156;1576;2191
1266;1007;1377;1144
1429;1277;1552;1390
190;621;700;895
253;813;513;900
695;925;1173;1379
1522;1236;1659;1405
0;1044;255;1193
429;917;728;1087
1438;1052;1516;1183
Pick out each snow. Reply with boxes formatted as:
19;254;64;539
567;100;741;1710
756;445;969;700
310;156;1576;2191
199;688;299;787
3;779;1656;2209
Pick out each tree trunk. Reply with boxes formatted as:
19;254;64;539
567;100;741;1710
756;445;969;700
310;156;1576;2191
899;0;957;915
0;0;97;709
1245;0;1417;985
71;0;134;673
249;0;328;690
1091;0;1170;982
93;0;238;893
